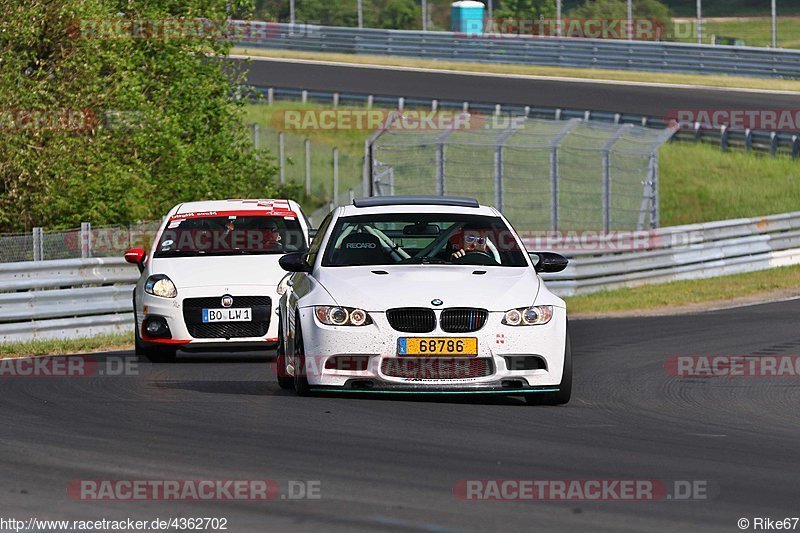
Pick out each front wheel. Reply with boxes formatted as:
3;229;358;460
276;317;294;390
527;332;572;406
293;319;311;396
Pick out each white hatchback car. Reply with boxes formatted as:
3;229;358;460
276;196;571;405
125;199;310;361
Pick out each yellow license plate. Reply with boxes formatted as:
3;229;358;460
398;337;478;356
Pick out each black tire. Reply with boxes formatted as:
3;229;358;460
527;331;572;406
293;318;311;396
276;316;294;390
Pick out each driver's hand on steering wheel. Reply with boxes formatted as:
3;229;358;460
451;249;466;260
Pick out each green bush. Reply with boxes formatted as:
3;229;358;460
0;0;286;232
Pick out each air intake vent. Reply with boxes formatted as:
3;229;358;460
440;308;488;333
386;308;436;333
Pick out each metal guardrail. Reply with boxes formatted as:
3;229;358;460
234;22;800;79
537;211;800;296
3;211;800;342
0;258;139;343
253;86;800;159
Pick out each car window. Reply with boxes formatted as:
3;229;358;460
154;215;308;257
306;212;333;267
321;214;528;267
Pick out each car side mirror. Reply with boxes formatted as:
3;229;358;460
124;247;146;273
279;252;312;273
530;252;568;273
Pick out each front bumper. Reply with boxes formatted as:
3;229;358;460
294;306;567;389
138;285;280;349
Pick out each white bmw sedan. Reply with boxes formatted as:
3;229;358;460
276;196;571;405
125;199;310;361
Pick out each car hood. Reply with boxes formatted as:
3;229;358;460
316;265;540;311
149;255;283;289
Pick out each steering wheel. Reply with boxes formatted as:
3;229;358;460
452;251;499;266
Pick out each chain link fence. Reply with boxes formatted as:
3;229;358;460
370;115;677;232
251;124;367;225
0;221;161;264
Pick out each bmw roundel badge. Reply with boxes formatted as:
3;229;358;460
431;299;443;306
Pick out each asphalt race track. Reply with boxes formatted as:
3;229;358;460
232;56;800;117
2;300;800;531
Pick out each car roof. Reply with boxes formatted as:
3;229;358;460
338;196;498;218
174;199;300;216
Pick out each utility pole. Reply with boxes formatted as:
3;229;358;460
627;0;633;40
697;0;702;44
556;0;562;37
488;0;493;22
358;0;363;28
772;0;778;48
422;0;428;31
290;0;295;26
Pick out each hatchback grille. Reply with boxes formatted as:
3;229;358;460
187;322;269;339
386;308;436;333
440;308;488;333
182;296;271;339
381;358;493;380
183;296;271;309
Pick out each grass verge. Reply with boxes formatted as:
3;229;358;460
0;333;133;359
566;264;800;315
232;47;800;93
673;17;800;49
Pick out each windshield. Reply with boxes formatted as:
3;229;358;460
154;215;307;257
321;214;528;267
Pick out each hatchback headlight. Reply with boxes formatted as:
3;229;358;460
502;305;553;326
314;306;372;326
144;274;177;298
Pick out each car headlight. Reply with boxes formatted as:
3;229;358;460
144;275;178;298
276;274;292;296
314;306;373;326
502;305;553;326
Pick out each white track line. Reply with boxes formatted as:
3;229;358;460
230;54;800;96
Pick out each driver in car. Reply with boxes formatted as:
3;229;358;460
449;227;490;261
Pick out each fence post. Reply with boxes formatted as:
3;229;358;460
549;119;580;231
793;135;799;159
252;123;260;156
398;97;404;112
333;92;340;108
367;95;373;109
301;90;308;104
304;139;311;197
720;125;729;152
493;118;524;214
279;132;285;184
332;147;339;211
770;132;779;156
435;143;445;195
32;227;43;261
652;152;660;228
81;222;92;258
267;87;274;105
601;124;633;233
363;140;370;197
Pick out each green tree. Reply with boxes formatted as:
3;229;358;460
569;0;673;40
0;0;284;232
377;0;419;30
494;0;557;20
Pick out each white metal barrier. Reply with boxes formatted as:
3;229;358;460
3;211;800;342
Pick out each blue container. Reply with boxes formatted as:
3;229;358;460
451;1;485;35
